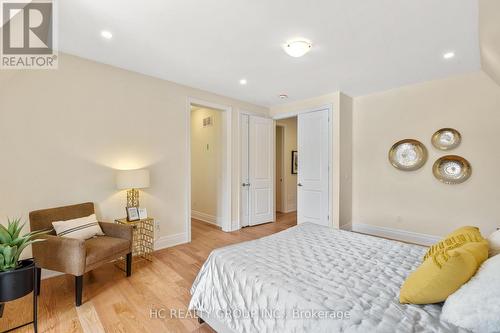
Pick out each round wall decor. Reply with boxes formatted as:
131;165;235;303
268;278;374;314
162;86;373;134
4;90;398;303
431;128;461;150
388;139;428;171
433;155;471;184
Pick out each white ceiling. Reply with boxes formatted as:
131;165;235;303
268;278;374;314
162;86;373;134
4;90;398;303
59;0;481;107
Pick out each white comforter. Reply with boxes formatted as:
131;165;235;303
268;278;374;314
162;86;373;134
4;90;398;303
189;223;464;333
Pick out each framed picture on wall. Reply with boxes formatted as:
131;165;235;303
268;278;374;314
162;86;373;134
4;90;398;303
291;150;298;174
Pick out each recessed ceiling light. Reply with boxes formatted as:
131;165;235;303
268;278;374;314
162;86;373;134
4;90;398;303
100;30;113;39
443;52;455;60
279;94;288;99
239;79;247;85
283;40;312;58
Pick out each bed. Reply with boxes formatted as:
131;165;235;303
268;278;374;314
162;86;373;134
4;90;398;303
189;223;464;333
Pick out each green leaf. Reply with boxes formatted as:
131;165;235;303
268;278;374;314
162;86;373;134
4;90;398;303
0;217;50;270
12;222;25;240
2;245;15;266
29;227;52;235
0;224;12;244
7;221;14;236
9;218;18;232
13;239;42;264
11;235;27;247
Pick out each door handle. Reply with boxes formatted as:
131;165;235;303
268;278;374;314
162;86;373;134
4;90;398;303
297;183;303;187
242;183;251;187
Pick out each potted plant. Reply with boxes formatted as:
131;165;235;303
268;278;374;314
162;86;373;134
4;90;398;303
0;218;49;315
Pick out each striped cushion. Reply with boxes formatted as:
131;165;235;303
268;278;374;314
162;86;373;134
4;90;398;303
52;214;104;240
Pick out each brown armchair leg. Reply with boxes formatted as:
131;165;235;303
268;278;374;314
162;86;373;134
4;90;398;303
126;253;132;277
75;275;83;306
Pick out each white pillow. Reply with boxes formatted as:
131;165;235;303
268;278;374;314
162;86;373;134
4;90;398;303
487;229;500;257
52;214;104;240
441;254;500;333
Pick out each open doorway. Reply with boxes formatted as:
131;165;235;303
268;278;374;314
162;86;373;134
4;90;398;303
275;108;331;227
190;105;223;229
187;99;232;241
275;117;297;217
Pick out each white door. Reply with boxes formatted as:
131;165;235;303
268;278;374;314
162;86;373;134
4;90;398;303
249;116;274;226
240;114;250;227
240;114;274;227
297;109;330;226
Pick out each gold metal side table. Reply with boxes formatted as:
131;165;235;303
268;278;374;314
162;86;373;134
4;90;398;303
115;217;155;265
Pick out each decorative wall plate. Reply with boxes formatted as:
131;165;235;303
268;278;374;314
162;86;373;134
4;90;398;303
431;128;461;150
388;139;428;171
433;155;471;184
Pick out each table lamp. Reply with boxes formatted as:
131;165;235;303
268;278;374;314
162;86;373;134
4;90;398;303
116;169;150;207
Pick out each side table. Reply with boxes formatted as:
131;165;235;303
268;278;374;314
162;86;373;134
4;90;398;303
115;217;155;265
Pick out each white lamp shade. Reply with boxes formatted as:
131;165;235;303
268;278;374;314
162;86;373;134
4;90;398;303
116;169;150;190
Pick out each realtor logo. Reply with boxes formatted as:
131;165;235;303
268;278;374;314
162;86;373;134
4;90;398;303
1;0;57;69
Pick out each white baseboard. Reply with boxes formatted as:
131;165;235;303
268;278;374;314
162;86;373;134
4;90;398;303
351;223;441;246
285;202;297;213
154;232;189;251
191;210;221;226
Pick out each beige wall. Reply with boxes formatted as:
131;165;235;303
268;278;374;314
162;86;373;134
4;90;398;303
191;107;223;223
276;117;297;212
353;71;500;237
270;92;353;228
271;72;500;239
479;0;500;86
0;53;267;248
3;51;497;249
339;93;353;229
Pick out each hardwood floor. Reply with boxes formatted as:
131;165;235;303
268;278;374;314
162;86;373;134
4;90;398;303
0;212;297;333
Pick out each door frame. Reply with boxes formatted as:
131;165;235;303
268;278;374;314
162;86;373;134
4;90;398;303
275;124;286;213
186;97;232;241
236;110;275;230
272;104;333;227
238;113;250;229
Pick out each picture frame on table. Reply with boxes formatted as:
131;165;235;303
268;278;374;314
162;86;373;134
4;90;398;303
126;207;140;221
138;207;148;220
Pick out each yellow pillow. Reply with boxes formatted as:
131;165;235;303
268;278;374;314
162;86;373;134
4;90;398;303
400;242;488;304
400;226;489;304
424;226;484;261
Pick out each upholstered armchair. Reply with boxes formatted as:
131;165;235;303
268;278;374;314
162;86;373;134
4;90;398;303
29;202;133;306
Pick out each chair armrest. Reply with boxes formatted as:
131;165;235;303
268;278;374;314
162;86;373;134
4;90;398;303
99;222;133;242
32;234;86;276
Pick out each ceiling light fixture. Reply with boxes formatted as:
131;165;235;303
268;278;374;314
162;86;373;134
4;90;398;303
279;94;288;99
239;78;247;85
101;30;113;40
283;40;312;58
443;51;455;60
